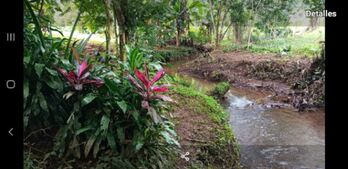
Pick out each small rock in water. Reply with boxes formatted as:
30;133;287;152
265;104;272;108
278;161;288;165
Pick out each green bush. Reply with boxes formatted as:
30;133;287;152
210;82;230;99
188;29;210;45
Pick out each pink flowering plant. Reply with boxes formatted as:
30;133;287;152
58;59;104;91
127;63;173;123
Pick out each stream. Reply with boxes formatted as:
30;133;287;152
224;88;325;169
167;61;325;169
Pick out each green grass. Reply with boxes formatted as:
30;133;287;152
221;27;325;57
174;85;228;123
171;84;241;169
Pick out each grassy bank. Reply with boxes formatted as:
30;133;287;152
169;77;241;169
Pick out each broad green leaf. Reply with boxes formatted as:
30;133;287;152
135;141;144;152
93;137;102;158
70;136;81;159
61;59;71;66
46;76;62;91
73;102;80;113
189;1;203;10
24;56;30;64
131;111;139;122
100;115;110;131
23;80;29;100
24;0;45;48
149;62;163;70
164;123;177;137
67;112;75;124
38;92;48;112
107;133;117;152
104;78;118;93
35;63;45;78
75;127;93;135
117;128;125;143
160;131;180;147
45;67;58;76
81;94;96;107
24;115;29;129
85;135;97;158
117;101;127;113
148;107;162;124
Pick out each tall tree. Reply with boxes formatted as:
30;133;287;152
173;0;188;46
111;0;127;60
244;0;296;48
303;0;324;30
208;0;232;47
103;0;113;54
229;0;249;44
245;0;263;49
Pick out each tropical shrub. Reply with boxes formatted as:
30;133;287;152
188;29;210;45
50;49;179;164
25;35;179;168
25;1;179;162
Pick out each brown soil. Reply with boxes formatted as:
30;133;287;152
179;50;324;111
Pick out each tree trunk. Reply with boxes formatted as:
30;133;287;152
176;19;180;46
208;0;216;46
309;17;318;31
233;23;243;44
215;24;219;47
112;0;126;60
220;22;232;42
112;9;119;55
104;31;110;53
119;31;125;60
214;1;222;47
246;22;254;49
246;0;262;49
103;0;112;54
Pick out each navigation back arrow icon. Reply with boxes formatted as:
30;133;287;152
8;128;13;136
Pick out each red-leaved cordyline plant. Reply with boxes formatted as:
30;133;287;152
57;59;104;92
127;64;174;123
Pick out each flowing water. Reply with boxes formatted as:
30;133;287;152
224;88;325;169
167;61;325;169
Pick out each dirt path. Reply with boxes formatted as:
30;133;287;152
179;50;324;111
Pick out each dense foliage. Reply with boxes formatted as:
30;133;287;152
24;1;180;168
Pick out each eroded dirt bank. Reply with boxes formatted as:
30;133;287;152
179;50;325;111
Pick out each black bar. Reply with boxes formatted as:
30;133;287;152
0;1;23;168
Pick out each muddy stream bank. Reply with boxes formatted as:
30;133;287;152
167;59;325;169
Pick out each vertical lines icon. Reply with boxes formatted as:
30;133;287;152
6;33;15;42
